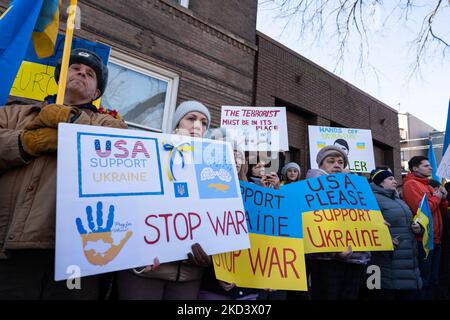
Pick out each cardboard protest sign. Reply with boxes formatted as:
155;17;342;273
10;34;110;107
55;124;250;281
308;125;376;173
213;182;307;291
220;106;289;151
437;147;450;180
289;173;393;253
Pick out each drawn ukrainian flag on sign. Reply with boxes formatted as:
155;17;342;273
356;142;366;150
317;141;326;149
0;0;60;104
414;194;434;259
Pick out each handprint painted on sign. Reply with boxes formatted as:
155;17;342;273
75;202;133;266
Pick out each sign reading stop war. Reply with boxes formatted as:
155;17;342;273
213;182;308;291
292;174;394;253
55;124;250;281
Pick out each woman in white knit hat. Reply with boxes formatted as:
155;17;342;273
117;100;212;300
280;162;301;185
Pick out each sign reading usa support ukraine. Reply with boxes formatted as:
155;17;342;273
55;124;250;281
213;182;308;291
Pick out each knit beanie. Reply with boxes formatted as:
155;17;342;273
172;100;211;133
371;169;394;186
316;145;349;168
281;162;301;177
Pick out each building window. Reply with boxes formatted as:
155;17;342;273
102;51;179;132
177;0;189;8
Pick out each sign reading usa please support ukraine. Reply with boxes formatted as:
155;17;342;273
293;173;393;253
213;181;307;291
55;124;250;281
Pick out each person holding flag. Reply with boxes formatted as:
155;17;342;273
0;0;129;294
403;156;449;299
0;47;127;299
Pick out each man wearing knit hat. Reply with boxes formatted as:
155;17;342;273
0;49;126;299
306;145;348;178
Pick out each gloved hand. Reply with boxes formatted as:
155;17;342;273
187;243;211;267
20;127;58;157
25;104;81;130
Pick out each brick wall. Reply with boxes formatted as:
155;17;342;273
255;32;401;179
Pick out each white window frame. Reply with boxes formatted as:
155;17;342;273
178;0;189;8
108;50;179;133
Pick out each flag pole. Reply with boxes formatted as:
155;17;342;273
56;0;78;105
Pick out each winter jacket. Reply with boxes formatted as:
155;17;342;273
370;184;422;290
0;102;126;258
403;172;448;244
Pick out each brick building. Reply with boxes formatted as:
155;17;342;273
255;33;401;178
1;0;401;176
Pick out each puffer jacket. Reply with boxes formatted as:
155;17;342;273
370;184;422;290
0;102;127;258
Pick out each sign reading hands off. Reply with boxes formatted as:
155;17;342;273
55;124;250;281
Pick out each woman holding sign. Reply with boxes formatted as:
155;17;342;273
369;169;423;299
116;101;212;300
305;146;371;300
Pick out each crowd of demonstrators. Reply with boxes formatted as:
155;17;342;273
116;100;213;300
3;50;450;301
0;49;127;299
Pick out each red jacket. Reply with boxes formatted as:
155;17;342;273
403;173;448;244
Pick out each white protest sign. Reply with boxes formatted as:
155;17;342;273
437;147;450;179
220;106;289;151
55;123;250;281
308;125;376;173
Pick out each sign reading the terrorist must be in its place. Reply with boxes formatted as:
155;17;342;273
308;125;376;173
55;123;250;281
220;106;289;151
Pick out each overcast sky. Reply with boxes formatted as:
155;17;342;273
256;1;449;131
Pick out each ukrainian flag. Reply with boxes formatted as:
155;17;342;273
0;0;60;105
356;142;366;150
317;141;326;149
414;194;434;259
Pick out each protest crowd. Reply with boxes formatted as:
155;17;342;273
0;2;449;302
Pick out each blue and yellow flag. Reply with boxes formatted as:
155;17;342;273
414;194;434;259
0;0;60;105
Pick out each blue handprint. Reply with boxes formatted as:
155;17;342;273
76;201;133;266
76;201;115;234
